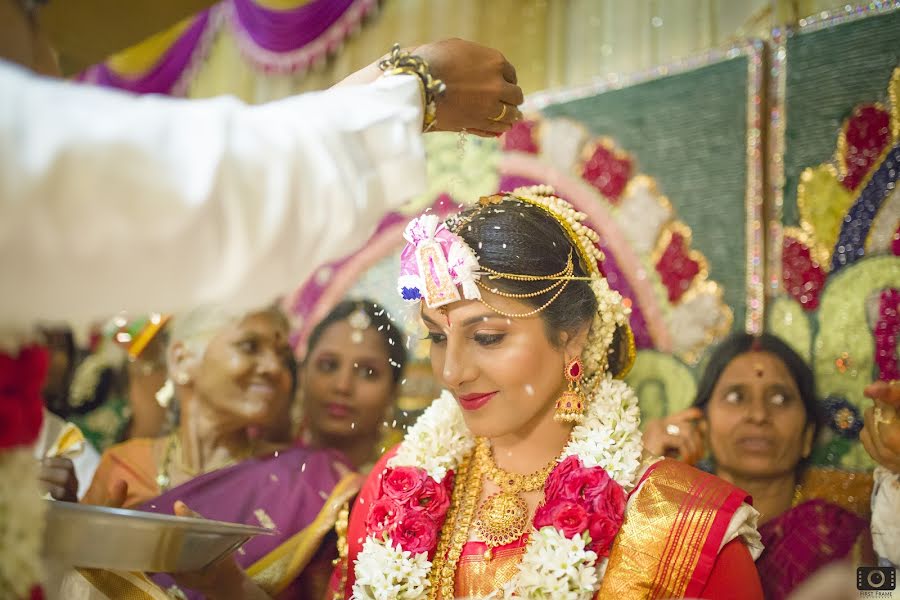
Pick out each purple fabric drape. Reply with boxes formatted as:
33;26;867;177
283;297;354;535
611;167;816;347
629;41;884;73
232;0;355;52
80;0;376;92
79;10;213;95
139;446;346;599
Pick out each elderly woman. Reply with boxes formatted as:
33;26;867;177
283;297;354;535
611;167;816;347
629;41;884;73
82;305;358;600
643;333;878;599
298;299;407;473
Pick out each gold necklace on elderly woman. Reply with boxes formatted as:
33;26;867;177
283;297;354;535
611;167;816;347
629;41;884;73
472;437;558;559
156;432;254;491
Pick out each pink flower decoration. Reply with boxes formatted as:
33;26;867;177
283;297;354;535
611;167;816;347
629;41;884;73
365;496;402;538
588;515;620;557
413;476;450;522
561;465;612;505
534;498;590;539
381;466;427;504
544;455;581;501
392;510;439;555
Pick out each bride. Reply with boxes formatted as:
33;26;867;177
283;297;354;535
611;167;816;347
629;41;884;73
331;186;764;599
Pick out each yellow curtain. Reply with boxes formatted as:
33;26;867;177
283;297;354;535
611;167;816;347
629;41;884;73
186;0;850;104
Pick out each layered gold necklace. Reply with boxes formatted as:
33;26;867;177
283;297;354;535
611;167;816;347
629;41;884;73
473;438;558;556
426;438;559;599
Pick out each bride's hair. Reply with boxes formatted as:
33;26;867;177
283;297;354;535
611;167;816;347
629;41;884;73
454;198;630;374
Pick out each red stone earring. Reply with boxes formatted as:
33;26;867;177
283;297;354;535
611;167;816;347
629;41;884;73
554;357;585;424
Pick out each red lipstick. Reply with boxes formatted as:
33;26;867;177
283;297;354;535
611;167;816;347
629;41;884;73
458;391;497;411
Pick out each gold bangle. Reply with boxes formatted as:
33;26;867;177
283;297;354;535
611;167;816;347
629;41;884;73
379;44;445;130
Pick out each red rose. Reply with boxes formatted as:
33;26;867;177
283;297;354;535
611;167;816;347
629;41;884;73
534;498;589;538
381;466;427;504
392;510;438;555
562;466;611;505
591;480;626;523
544;455;582;500
365;496;402;538
588;515;620;557
413;476;450;522
0;346;48;450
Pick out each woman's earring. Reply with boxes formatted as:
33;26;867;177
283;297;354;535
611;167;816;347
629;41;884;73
155;379;174;408
554;357;585;424
174;371;190;385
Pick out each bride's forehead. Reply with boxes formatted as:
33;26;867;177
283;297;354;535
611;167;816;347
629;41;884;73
420;299;482;321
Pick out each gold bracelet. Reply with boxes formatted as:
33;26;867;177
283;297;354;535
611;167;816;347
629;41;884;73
379;43;445;130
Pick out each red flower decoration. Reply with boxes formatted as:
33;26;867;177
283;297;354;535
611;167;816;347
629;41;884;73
781;235;826;311
839;105;891;190
365;496;402;538
413;476;450;522
588;515;620;557
561;465;612;505
655;231;701;302
381;466;427;504
392;510;439;555
544;455;581;500
589;477;626;521
581;142;633;202
0;346;48;450
534;498;589;539
874;288;900;381
30;585;45;600
502;120;540;154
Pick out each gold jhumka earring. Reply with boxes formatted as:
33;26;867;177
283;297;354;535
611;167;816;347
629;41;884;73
554;357;586;424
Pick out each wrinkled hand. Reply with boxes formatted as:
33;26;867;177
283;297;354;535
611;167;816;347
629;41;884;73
641;407;707;465
39;456;79;502
412;38;524;137
860;381;900;474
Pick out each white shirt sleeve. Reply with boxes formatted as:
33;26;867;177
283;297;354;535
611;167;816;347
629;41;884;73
871;466;900;566
0;60;426;325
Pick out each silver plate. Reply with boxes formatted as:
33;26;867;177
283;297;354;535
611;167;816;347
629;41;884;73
42;501;275;573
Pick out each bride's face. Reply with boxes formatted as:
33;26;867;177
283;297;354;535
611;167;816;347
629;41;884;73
421;290;573;440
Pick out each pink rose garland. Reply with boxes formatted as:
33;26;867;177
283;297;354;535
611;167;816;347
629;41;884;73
367;465;453;558
535;455;625;557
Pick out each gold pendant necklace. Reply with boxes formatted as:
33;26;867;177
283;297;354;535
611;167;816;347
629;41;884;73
472;438;558;557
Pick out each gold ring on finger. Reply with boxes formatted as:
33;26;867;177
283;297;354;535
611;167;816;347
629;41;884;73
489;104;508;122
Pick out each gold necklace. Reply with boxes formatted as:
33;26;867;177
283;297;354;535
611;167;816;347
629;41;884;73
427;450;481;600
156;432;254;491
472;438;558;558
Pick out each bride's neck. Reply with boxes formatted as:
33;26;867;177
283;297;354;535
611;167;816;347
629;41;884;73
487;397;572;474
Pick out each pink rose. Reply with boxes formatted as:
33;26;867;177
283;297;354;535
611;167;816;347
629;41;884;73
414;476;450;522
544;455;582;500
392;510;439;555
591;480;626;523
534;498;589;538
381;466;427;504
562;466;611;505
588;515;620;557
365;496;402;538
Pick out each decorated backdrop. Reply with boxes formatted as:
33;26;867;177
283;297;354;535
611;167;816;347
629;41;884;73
767;5;900;468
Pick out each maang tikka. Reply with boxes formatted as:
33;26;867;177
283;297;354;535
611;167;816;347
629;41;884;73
554;357;586;424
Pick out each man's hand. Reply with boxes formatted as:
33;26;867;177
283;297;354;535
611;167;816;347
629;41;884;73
414;38;524;136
